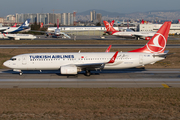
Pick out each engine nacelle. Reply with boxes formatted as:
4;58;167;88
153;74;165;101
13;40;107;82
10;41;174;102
14;37;20;40
60;66;77;74
145;37;150;40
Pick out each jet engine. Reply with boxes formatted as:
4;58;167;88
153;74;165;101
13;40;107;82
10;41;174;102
145;37;150;40
14;37;20;40
60;66;78;74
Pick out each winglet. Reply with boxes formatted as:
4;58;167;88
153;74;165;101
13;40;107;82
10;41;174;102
108;51;118;63
105;45;112;52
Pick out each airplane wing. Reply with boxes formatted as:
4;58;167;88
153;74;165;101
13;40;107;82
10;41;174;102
0;27;9;32
30;30;71;38
132;32;155;37
133;34;148;37
132;32;155;40
74;51;119;70
60;32;71;39
76;63;105;70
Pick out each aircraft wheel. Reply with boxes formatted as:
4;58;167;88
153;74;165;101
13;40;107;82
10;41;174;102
19;72;23;76
136;37;140;40
85;70;91;76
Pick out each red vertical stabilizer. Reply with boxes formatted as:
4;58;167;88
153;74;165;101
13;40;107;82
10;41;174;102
103;21;118;33
110;20;115;26
57;19;59;29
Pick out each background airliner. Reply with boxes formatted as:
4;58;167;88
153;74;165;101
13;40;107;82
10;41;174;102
3;21;171;76
1;33;36;40
0;19;31;33
104;20;155;40
33;19;71;39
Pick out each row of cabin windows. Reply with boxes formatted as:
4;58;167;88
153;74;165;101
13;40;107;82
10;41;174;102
30;57;131;61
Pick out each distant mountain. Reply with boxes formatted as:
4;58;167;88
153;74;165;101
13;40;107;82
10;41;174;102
147;9;180;13
77;9;180;20
77;9;125;17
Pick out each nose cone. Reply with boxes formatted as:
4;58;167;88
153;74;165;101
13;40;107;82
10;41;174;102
3;60;10;68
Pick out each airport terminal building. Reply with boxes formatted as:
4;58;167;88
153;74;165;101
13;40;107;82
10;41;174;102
139;24;180;35
48;26;136;32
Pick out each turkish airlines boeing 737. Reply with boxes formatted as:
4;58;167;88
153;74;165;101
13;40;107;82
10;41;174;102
3;21;171;76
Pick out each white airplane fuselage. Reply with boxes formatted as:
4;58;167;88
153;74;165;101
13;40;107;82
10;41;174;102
1;34;36;40
3;52;164;71
0;27;9;32
3;27;20;33
113;31;155;38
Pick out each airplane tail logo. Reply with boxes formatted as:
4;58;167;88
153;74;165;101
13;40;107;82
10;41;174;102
20;19;31;28
103;21;118;33
110;20;114;26
129;21;171;53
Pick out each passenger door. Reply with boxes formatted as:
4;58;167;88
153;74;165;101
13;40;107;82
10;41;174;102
139;55;143;64
22;55;27;65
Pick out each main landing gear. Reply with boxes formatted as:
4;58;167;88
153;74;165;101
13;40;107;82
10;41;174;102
85;70;91;76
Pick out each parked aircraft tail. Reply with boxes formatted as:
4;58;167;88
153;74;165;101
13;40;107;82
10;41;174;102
110;20;115;26
40;23;43;28
129;21;171;53
141;19;145;24
12;23;17;27
57;19;59;29
103;21;118;33
19;19;31;29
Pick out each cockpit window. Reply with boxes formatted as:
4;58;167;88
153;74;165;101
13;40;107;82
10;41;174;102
10;58;16;61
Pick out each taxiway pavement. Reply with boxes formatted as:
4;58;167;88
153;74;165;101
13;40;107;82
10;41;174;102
0;69;179;88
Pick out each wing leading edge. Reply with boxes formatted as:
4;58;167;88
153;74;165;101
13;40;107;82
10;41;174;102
66;51;119;70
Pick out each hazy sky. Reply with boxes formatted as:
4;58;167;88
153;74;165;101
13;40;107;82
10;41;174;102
1;0;180;17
